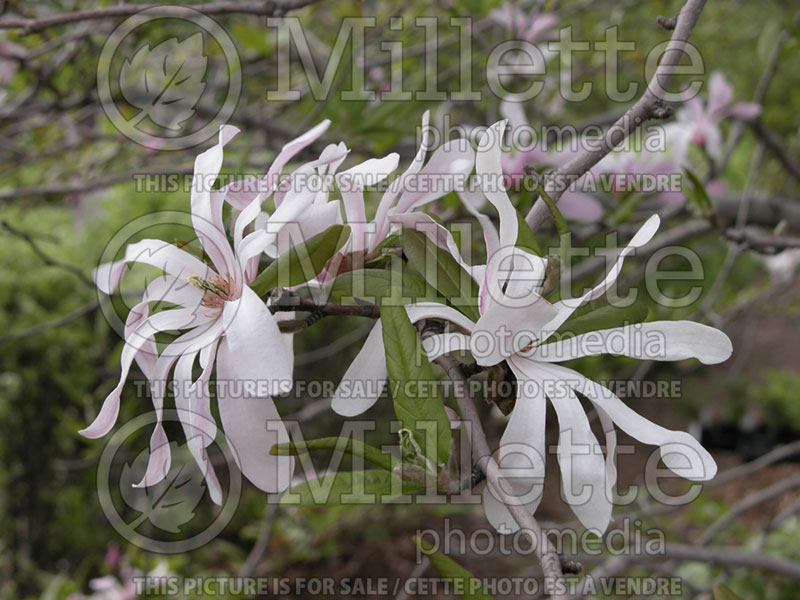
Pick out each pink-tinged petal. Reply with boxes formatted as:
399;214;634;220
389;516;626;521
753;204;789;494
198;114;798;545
444;406;461;429
725;101;761;120
421;332;471;361
534;370;611;533
476;120;518;248
482;358;547;533
93;259;130;295
191;126;239;276
558;190;604;223
223;177;262;210
124;301;157;381
173;350;223;504
78;308;203;438
94;239;212;295
264;120;331;195
233;197;266;253
525;13;558;42
331;322;388;417
707;71;733;118
544;215;660;337
272;201;342;258
221;286;293;396
703;124;724;160
533;321;733;364
135;329;207;489
537;362;717;480
315;142;350;177
373;111;432;243
216;337;295;492
133;422;171;488
337;154;399;252
393;141;476;213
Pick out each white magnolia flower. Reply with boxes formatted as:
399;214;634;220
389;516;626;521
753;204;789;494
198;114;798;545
82;124;341;499
335;111;476;257
332;121;732;534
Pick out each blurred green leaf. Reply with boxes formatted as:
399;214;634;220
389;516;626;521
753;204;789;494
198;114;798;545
281;470;420;505
713;583;743;600
684;169;713;217
414;536;493;600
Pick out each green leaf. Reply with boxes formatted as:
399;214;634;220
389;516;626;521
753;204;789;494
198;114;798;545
401;229;480;321
414;536;493;600
328;262;439;305
515;209;541;256
280;470;420;505
555;300;649;340
683;169;713;217
712;583;743;600
270;437;397;472
380;303;451;466
251;225;350;295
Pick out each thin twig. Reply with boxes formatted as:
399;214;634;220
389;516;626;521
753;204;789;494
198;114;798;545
0;1;324;34
1;220;94;287
525;0;708;229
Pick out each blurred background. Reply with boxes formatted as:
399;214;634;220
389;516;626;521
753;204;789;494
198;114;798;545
0;0;799;598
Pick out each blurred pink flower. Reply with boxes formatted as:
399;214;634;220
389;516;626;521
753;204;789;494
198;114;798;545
675;71;761;159
489;2;559;43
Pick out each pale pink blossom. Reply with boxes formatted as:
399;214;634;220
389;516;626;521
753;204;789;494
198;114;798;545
673;70;761;159
333;121;732;534
82;124;344;499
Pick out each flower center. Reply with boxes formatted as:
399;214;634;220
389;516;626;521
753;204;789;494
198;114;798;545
188;273;237;312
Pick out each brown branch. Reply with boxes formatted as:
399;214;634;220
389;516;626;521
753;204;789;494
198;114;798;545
525;0;708;230
697;474;800;546
270;297;381;318
750;119;800;183
0;1;323;34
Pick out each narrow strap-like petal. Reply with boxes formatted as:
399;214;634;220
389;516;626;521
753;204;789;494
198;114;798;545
533;321;733;365
535;361;717;481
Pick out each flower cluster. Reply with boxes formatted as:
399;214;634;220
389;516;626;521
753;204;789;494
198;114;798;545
86;113;732;536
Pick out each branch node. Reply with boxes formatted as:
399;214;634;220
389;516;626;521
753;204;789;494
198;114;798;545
657;15;677;30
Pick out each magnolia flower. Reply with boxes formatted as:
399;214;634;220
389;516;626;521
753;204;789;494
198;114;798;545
499;100;604;222
334;111;475;259
500;100;697;219
671;71;761;160
82;124;341;499
489;2;559;44
333;121;732;534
